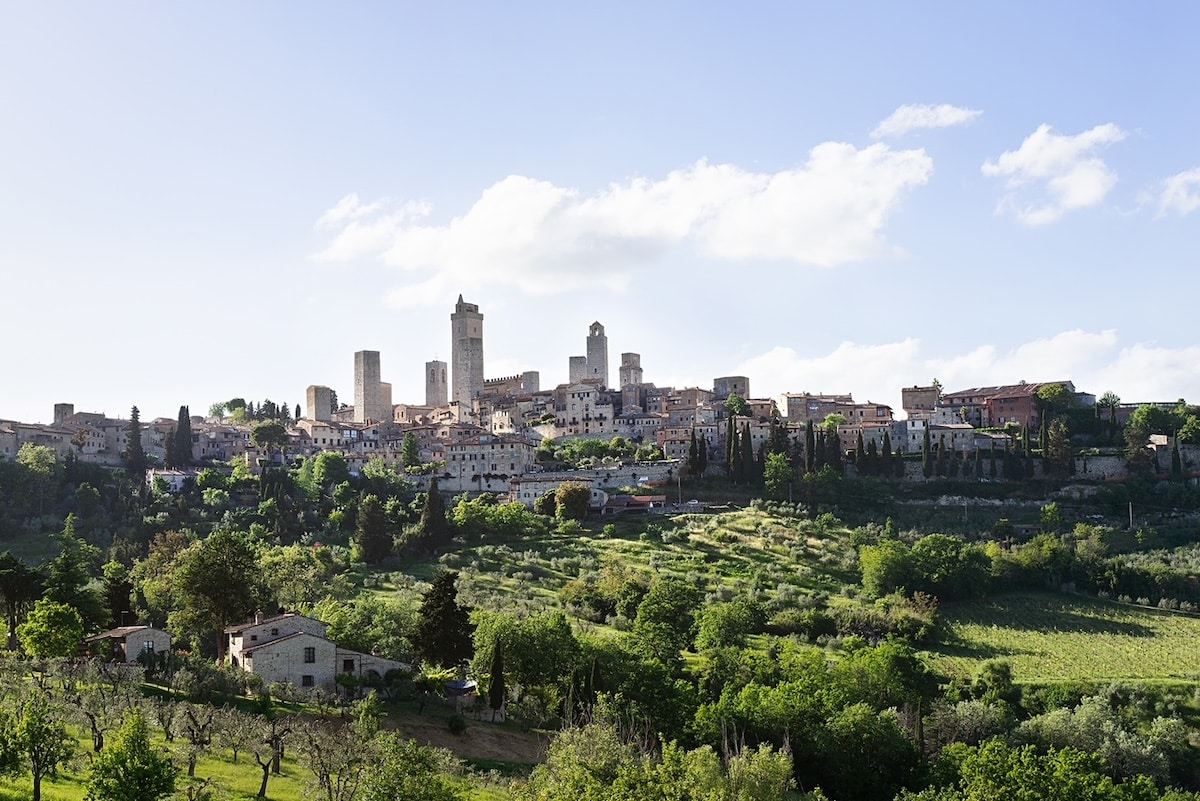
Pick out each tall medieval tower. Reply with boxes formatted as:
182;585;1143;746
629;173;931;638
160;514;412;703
586;321;609;387
354;350;385;423
451;295;484;408
425;359;448;407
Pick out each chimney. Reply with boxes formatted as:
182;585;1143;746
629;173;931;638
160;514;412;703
254;610;263;624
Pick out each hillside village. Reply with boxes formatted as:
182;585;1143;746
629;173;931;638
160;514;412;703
0;296;1181;502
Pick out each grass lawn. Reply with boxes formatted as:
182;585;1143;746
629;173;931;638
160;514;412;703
927;591;1200;685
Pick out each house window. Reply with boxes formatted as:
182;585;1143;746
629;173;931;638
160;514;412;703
142;641;155;654
342;659;355;673
304;647;316;663
301;675;314;687
271;628;279;636
250;635;258;642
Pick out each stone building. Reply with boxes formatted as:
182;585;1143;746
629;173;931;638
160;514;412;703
451;295;485;409
425;360;448;407
353;350;386;423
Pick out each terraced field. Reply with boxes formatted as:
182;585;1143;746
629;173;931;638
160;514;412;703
929;591;1200;684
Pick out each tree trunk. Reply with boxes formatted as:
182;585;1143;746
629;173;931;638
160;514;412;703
255;756;271;798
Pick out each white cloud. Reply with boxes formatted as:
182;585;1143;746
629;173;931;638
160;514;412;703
733;329;1200;416
314;147;933;306
872;103;982;138
1156;168;1200;217
982;123;1126;225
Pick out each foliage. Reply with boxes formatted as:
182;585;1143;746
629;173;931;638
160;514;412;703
169;529;264;657
85;709;178;801
412;570;474;669
17;599;83;658
362;734;464;801
555;482;591;521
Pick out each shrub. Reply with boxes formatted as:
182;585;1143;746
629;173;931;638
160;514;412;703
448;713;468;736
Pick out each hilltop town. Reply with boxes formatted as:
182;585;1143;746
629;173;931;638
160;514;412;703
1;295;1183;504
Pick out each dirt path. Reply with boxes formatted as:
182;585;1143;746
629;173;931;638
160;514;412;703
386;709;549;767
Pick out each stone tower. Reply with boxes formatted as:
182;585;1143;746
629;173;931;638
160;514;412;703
53;403;75;425
619;353;642;388
586;322;609;387
353;350;385;423
425;360;448;407
568;356;587;384
306;385;333;422
713;376;750;401
451;295;484;407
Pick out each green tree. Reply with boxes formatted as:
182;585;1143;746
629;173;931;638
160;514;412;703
1098;390;1121;443
251;420;288;464
45;514;106;630
687;428;700;477
921;427;933;479
84;709;177;801
362;734;464;801
170;530;263;658
555;481;591;521
416;479;450;550
633;578;701;664
763;453;794;500
16;443;59;517
725;392;750;418
17;599;83;658
313;451;351;491
805;419;816;474
0;551;44;650
1044;417;1073;475
174;405;193;468
402;432;422;467
488;639;506;721
15;692;75;801
124;406;147;474
412;570;474;669
859;539;913;598
355;494;393;564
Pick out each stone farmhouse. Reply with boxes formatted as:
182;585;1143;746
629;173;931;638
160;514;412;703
226;612;405;693
83;625;172;663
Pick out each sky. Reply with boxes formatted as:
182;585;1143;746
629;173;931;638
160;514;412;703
3;3;1200;425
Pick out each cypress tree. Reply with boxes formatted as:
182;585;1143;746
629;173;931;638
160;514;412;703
163;429;177;470
418;477;449;549
175;405;193;467
989;442;997;478
488;639;506;721
725;416;736;476
921;427;933;479
742;422;755;482
697;434;708;477
124;406;147;475
855;431;866;472
804;420;816;475
865;439;878;477
412;570;474;669
687;428;699;476
355;494;392;564
881;431;892;477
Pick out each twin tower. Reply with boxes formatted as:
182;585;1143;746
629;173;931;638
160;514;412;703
438;295;609;409
443;295;609;402
344;296;610;423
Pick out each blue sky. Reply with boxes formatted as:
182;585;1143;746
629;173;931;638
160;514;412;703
4;3;1199;425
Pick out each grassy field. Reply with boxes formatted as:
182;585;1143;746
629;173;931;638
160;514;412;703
0;699;526;801
928;591;1200;684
